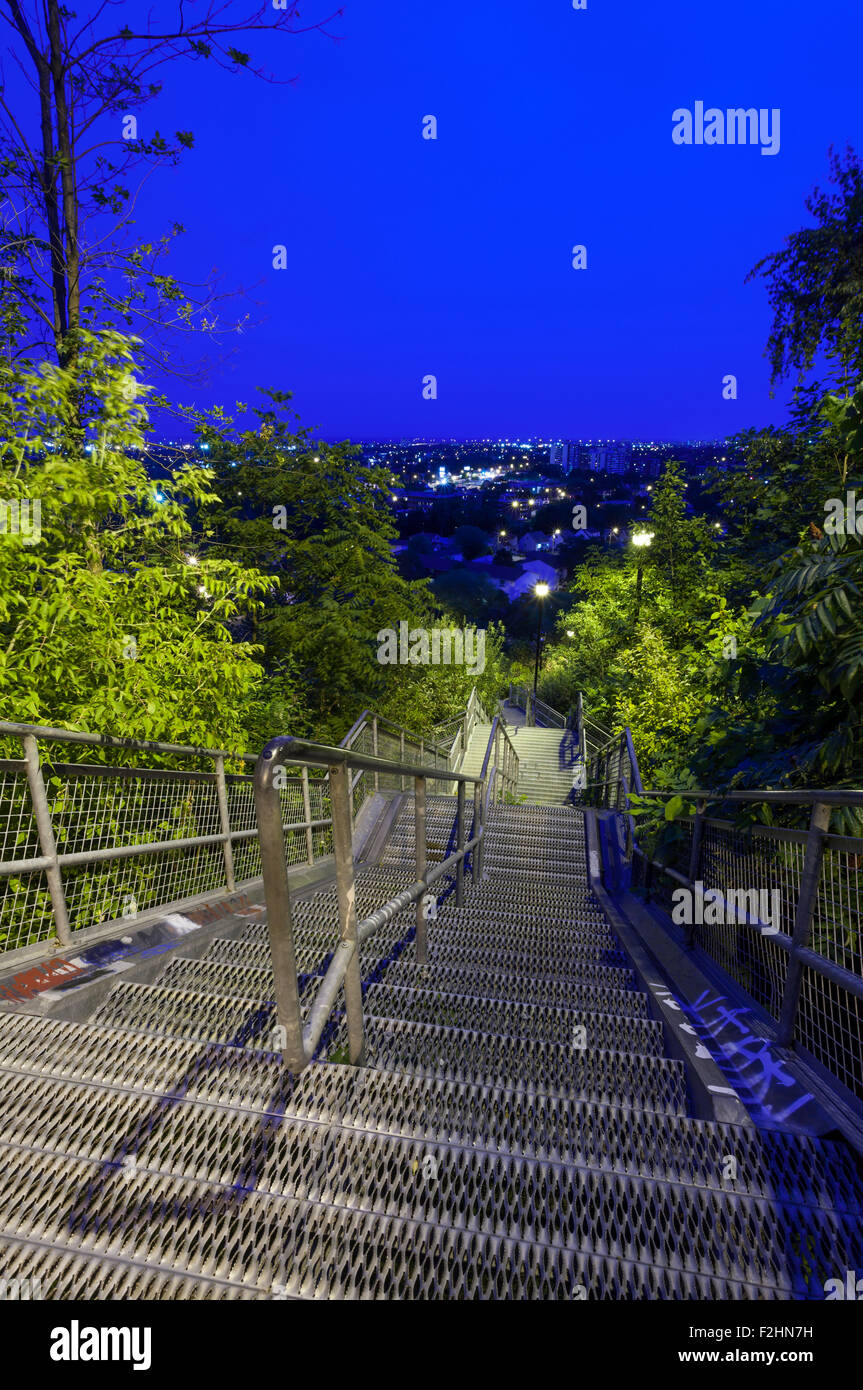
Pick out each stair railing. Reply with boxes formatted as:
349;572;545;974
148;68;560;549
339;710;453;816
430;685;491;777
582;709;863;1123
254;734;489;1072
508;682;566;729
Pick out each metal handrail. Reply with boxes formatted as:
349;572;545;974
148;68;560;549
343;709;451;764
583;711;863;1107
508;682;566;729
0;719;256;764
254;733;492;1073
638;787;863;807
0;707;451;965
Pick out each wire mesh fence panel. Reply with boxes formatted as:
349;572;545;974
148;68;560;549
61;844;229;927
591;710;863;1112
0;869;54;954
795;966;863;1103
0;731;339;958
811;844;863;981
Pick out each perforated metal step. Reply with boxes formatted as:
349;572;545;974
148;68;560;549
2;1079;861;1295
0;1150;789;1300
362;982;664;1054
4;791;863;1303
2;1017;860;1214
354;1015;689;1111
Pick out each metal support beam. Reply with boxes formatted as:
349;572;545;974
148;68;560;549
328;762;365;1065
253;755;305;1072
414;775;428;964
456;779;465;907
776;801;832;1049
22;734;71;946
300;766;315;865
684;798;707;949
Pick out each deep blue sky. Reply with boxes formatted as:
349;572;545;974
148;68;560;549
127;1;863;439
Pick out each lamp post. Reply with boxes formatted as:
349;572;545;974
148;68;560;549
532;581;550;696
631;530;654;619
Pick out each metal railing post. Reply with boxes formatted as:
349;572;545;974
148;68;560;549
300;765;315;866
328;761;365;1064
213;754;237;893
494;724;501;802
22;733;71;946
399;730;406;792
776;801;832;1048
472;778;481;882
415;774;428;964
253;753;306;1071
372;717;379;795
456;779;465;907
684;798;707;948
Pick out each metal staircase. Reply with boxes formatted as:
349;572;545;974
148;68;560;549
1;698;862;1301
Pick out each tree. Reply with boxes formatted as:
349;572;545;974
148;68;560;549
376;623;510;736
0;329;273;750
431;569;503;627
185;391;434;739
0;0;341;370
452;524;491;561
747;145;863;396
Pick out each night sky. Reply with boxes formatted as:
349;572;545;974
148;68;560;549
127;0;863;439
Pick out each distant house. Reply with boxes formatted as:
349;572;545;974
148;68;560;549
519;530;550;552
467;557;559;601
467;560;527;600
513;558;558;597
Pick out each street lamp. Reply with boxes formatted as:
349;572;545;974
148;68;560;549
533;581;550;696
631;531;654;618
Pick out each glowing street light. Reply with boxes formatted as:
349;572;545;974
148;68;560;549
631;531;653;617
533;581;550;699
